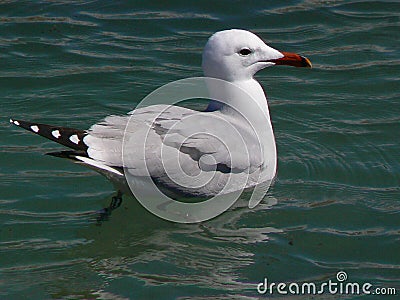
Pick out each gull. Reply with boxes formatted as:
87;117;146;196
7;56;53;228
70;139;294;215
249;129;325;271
10;29;311;219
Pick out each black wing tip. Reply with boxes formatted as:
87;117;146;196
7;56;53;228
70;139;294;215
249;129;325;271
46;150;86;160
9;118;41;133
10;118;20;126
9;118;88;152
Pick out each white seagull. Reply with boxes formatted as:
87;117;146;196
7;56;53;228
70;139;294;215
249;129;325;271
10;29;311;218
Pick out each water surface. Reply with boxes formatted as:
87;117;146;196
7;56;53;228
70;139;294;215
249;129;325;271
1;1;399;299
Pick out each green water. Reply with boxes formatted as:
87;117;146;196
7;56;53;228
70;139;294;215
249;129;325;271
1;1;399;299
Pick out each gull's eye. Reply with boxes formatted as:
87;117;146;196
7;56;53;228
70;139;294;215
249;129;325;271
239;48;252;56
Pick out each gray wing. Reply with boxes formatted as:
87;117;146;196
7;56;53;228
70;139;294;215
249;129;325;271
84;104;265;195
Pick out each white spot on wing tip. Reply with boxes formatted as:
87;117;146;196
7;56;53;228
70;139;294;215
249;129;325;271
10;119;20;126
52;130;61;139
69;134;80;144
30;125;39;132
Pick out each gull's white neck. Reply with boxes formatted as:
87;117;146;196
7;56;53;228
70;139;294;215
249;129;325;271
227;79;269;118
207;78;272;126
206;77;277;179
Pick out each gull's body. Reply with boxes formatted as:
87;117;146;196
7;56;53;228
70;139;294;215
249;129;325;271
10;29;311;209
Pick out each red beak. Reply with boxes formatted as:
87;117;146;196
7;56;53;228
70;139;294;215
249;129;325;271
269;52;312;68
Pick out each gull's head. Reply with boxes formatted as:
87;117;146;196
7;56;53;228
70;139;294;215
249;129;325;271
202;29;312;82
